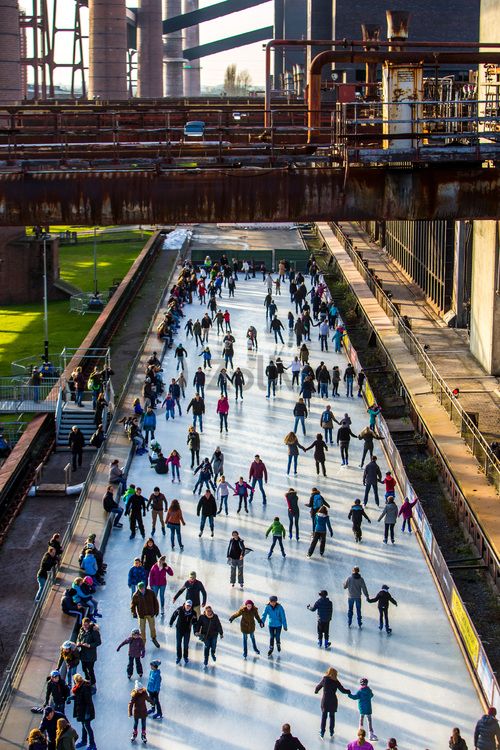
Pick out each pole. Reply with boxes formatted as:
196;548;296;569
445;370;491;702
93;226;98;295
43;237;49;363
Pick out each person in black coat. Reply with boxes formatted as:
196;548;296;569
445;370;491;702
125;488;147;540
196;490;217;538
368;584;398;634
71;674;95;748
44;670;70;713
169;601;198;665
274;723;306;750
314;667;350;738
305;434;329;477
195;605;224;666
76;619;101;686
336;423;357;466
172;572;207;618
39;706;65;750
140;538;161;573
68;426;85;471
307;590;333;648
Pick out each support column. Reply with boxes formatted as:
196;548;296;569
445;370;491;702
137;0;163;98
0;0;22;103
470;221;500;375
273;0;284;88
306;0;332;78
183;0;200;97
89;0;128;100
163;0;184;97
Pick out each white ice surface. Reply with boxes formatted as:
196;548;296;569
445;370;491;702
92;275;481;750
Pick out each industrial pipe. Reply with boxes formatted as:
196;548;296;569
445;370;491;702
361;24;381;101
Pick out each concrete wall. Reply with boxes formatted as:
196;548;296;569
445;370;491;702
0;235;62;305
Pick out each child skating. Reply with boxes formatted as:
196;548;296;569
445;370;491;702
146;660;162;720
348;677;378;741
117;628;145;680
128;680;154;743
266;517;287;559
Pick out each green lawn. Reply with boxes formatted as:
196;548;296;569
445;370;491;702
0;230;151;376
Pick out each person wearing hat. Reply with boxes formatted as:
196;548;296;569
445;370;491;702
307;590;333;648
169;600;198;665
262;596;288;657
116;628;145;679
348;677;377;741
43;669;70;714
76;618;101;686
130;582;160;648
367;585;398;634
146;660;162;720
229;600;264;659
128;680;154;744
39;705;65;750
128;558;148;599
173;572;207;619
474;707;500;750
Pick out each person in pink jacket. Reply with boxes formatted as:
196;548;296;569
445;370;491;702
347;729;374;750
167;450;181;483
148;556;173;616
216;396;230;433
398;496;418;533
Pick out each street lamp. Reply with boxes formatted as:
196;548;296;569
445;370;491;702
42;236;49;363
93;226;99;296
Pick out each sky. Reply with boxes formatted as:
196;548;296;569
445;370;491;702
19;0;275;90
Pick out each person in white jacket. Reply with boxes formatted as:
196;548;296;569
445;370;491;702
216;475;232;515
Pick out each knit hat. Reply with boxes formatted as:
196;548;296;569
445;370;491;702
360;677;369;686
44;706;55;716
381;584;389;591
50;670;60;678
185;599;193;606
134;680;143;690
132;628;141;635
244;599;254;606
318;590;328;597
137;582;145;589
150;660;161;667
269;596;278;602
488;707;497;716
83;576;94;585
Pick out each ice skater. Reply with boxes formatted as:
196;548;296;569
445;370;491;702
367;584;397;634
146;660;162;720
128;680;153;744
262;595;288;656
348;678;378;741
266;517;286;558
229;600;264;659
307;589;333;649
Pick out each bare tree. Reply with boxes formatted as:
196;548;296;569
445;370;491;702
223;65;252;95
236;69;252;93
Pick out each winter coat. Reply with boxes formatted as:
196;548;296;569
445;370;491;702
39;710;65;741
55;726;78;750
249;460;268;481
474;715;500;750
128;688;153;719
285;491;300;515
337;425;356;444
81;554;98;577
148;562;174;588
383;476;397;494
343;573;369;599
142;412;156;430
37;552;58;578
262;603;288;629
45;676;70;706
196;613;224;639
309;596;333;622
147;492;168;513
211;451;224;474
363;461;382;484
169;382;181;399
449;739;468;750
117;635;145;659
348;685;374;715
166;507;185;525
60;646;79;670
233;481;252;498
216;397;229;415
72;680;95;722
193;371;205;386
227;538;245;560
266;520;286;538
349;505;371;526
368;589;397;610
378;501;399;525
169;605;198;633
187;431;200;451
320;410;337;429
314;513;333;535
293;402;308;417
147;668;162;694
266;364;278;380
315;676;350;712
398;499;417;520
307;438;328;462
229;604;263;634
187;398;205;415
102;490;119;512
128;565;148;588
287;440;304;457
76;625;101;662
197;493;217;517
68;430;85;452
130;589;159;618
141;543;161;570
173;579;207;607
125;493;147;518
274;734;306;750
300;380;315;399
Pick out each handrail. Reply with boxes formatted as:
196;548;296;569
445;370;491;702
328;221;500;494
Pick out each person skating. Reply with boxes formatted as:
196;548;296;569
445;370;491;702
117;628;145;680
305;433;329;477
233;476;253;514
262;595;288;656
347;728;375;750
148;556;173;616
285;487;300;540
187;393;205;432
233;367;245;400
398;496;418;533
192;367;205;398
344;363;355;397
166;449;181;483
229;600;264;659
293;398;308;436
128;680;153;744
196;605;224;667
284;432;306;475
307;590;333;648
76;618;101;687
141;538;161;574
248;454;268;504
187;426;201;468
336;421;357;466
193;457;216;494
39;706;65;750
266;517;287;558
173;571;207;618
130;583;160;648
216;474;231;515
320;405;339;445
307;506;333;558
165;499;185;551
449;727;468;750
211;447;224;480
147;487;167;536
169;600;198;665
314;666;350;738
266;360;279;398
216;394;230;433
382;471;397;501
125;487;147;540
368;584;397;634
358;427;384;468
348;499;371;543
474;707;500;750
146;660;162;720
71;674;96;750
348;678;378;741
344;567;369;628
274;723;306;750
197;489;217;537
227;530;246;588
305;488;330;531
377;496;399;544
128;558;148;598
363;456;383;507
270;315;285;344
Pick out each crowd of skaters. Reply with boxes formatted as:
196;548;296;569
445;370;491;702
29;254;497;750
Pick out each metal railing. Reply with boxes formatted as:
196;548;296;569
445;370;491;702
0;377;60;412
328;221;500;493
69;292;112;315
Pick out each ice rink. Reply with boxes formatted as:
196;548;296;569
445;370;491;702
92;273;481;749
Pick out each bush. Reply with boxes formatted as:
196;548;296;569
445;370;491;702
408;456;439;482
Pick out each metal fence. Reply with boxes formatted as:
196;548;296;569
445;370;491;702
327;221;500;494
70;292;112;315
0;377;60;412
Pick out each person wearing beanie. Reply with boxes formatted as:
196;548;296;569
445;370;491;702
43;670;69;714
128;680;153;744
348;499;371;543
262;596;288;657
307;590;333;648
307;505;333;558
266;517;287;559
229;600;264;659
169;600;198;665
474;707;500;750
367;585;398;634
117;628;146;679
39;705;65;750
146;660;162;720
348;678;377;741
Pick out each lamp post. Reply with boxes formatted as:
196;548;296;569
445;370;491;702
42;236;49;363
93;226;98;296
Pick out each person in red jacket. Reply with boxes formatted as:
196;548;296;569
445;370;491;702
248;454;268;505
216;396;230;433
382;471;397;500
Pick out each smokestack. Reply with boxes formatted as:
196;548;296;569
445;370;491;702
183;0;201;97
361;24;381;100
386;10;410;52
0;0;22;103
163;0;184;97
89;0;128;100
138;0;163;97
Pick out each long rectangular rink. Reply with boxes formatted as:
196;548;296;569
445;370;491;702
92;270;481;749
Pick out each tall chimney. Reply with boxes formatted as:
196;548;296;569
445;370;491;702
89;0;128;100
386;10;410;52
183;0;201;97
137;0;163;97
163;0;184;97
361;24;381;100
0;0;22;103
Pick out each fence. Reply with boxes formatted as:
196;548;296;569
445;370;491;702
0;377;60;412
70;292;112;315
328;221;500;494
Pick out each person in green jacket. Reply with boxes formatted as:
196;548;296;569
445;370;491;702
55;717;78;750
266;517;286;559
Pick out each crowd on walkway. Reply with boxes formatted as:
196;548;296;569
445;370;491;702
29;254;495;750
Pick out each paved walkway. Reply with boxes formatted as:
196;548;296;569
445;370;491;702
337;222;500;443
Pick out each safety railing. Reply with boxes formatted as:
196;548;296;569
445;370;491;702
0;376;60;412
327;221;500;493
69;292;112;315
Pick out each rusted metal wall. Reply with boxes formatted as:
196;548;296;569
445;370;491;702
0;167;500;225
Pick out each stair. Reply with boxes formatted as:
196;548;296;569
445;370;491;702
53;278;82;297
57;403;96;447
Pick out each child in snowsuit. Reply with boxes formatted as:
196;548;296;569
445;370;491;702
117;628;146;679
349;678;377;741
368;584;397;634
348;499;371;542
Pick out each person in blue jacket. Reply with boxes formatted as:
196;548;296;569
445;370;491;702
146;660;162;720
307;590;333;648
307;506;333;558
262;595;288;657
81;550;98;581
348;677;378;741
128;558;148;598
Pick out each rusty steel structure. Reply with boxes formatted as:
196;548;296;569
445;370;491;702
137;0;163;98
0;1;23;103
88;0;128;100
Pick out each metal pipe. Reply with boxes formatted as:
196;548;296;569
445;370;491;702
361;24;381;100
43;237;49;363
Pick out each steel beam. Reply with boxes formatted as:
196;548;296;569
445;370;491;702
163;0;268;33
1;167;500;225
184;26;273;59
